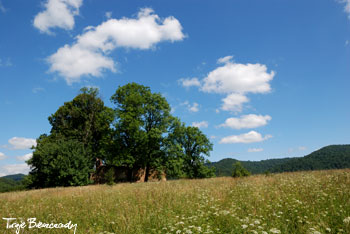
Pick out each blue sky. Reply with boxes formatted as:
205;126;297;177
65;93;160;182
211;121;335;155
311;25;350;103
0;0;349;176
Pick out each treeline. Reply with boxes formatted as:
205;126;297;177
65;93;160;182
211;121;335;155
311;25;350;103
271;145;350;172
209;145;350;176
26;83;215;189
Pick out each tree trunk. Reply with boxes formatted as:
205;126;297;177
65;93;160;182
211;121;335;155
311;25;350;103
144;164;150;182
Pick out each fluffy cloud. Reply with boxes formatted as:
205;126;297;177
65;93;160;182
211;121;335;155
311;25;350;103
17;153;33;161
181;101;200;112
219;131;272;144
179;56;275;113
192;121;208;129
0;164;30;176
221;93;249;112
8;137;37;150
201;57;274;94
188;102;199;112
217;55;233;64
178;77;201;88
48;45;115;84
48;8;185;84
33;0;83;34
0;152;6;160
220;114;271;129
248;148;263;153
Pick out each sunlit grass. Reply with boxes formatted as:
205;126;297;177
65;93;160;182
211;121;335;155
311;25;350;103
1;169;350;233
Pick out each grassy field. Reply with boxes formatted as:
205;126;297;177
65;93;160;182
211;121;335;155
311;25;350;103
1;169;350;234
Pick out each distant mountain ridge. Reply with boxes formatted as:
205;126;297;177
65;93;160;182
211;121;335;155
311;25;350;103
1;173;25;181
208;145;350;176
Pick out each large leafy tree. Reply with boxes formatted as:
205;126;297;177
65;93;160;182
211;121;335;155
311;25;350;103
167;119;215;178
27;135;91;188
27;88;114;187
48;87;114;165
110;83;172;181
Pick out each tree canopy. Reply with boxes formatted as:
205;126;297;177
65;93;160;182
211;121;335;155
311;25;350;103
27;83;215;188
27;88;114;188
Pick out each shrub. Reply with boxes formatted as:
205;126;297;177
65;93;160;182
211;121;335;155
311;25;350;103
232;162;251;178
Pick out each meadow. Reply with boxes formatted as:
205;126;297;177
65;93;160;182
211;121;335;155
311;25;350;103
1;169;350;234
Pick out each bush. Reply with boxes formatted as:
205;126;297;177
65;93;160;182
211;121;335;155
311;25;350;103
232;162;251;178
104;168;115;185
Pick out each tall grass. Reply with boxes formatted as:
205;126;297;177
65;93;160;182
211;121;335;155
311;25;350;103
1;169;350;233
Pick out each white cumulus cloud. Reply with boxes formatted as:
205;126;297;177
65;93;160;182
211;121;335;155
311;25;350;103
48;8;185;84
188;102;199;112
192;121;208;129
248;148;264;152
178;77;201;88
220;114;272;129
221;93;249;112
8;137;37;150
33;0;83;34
201;58;274;94
17;153;33;161
219;131;272;144
182;55;275;113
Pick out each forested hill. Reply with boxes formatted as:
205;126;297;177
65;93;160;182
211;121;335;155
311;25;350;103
0;174;26;193
2;173;25;181
209;145;350;176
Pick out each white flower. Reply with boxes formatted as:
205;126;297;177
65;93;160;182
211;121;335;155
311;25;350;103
242;224;248;229
344;217;350;224
269;228;281;234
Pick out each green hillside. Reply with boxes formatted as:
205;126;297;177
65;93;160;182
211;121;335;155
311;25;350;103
1;173;25;181
209;145;350;176
0;174;26;193
271;144;350;172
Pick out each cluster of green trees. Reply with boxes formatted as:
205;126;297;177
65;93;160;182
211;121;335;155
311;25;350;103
26;83;215;188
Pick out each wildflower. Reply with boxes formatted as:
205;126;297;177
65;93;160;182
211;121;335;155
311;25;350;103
325;228;331;232
269;228;281;233
242;224;248;229
176;230;181;234
344;217;350;224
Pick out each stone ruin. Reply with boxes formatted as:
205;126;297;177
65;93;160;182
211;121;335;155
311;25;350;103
91;158;166;184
